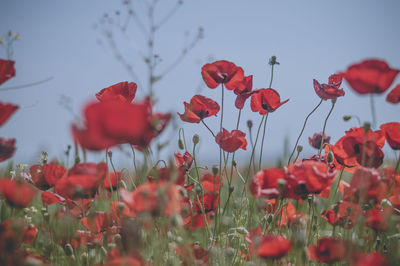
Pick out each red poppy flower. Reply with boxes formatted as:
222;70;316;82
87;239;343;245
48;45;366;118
215;128;247;152
73;101;167;150
364;207;391;231
174;151;193;171
81;211;113;233
343;167;389;204
342;59;400;94
0;102;19;126
307;237;349;264
309;132;331;149
351;252;389;266
313;74;345;100
386;84;400;104
250;168;285;198
68;162;107;178
321;200;360;228
332;127;385;168
257;234;292;259
54;174;103;199
178;95;220;123
29;163;67;190
233;75;253;109
103;172;121;190
0;179;37;208
0;59;16;86
148;166;186;187
122;183;182;217
284;160;337;199
0;138;16;162
201;60;245;90
175;243;210;265
380;122;400;150
250;88;289;115
96;81;137;103
41;191;65;205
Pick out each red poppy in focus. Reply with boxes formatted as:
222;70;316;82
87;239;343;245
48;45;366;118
307;237;349;264
251;88;289;115
284;159;337;199
257;234;292;259
343;167;388;204
0;179;37;208
0;59;16;86
96;81;137;103
313;74;345;100
178;95;220;123
215;128;247;153
250;168;285;198
332;127;385;168
321;200;360;228
351;252;389;266
201;60;244;90
29;163;67;190
0;138;16;162
0;102;19;126
386;84;400;104
380;122;400;150
174;151;193;171
309;132;331;149
342;59;399;94
233;75;253;109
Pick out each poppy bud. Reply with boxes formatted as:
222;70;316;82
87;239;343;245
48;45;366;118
297;145;303;153
229;186;234;193
178;139;184;150
176;236;183;243
343;115;351;121
363;122;371;132
212;165;219;176
107;150;113;158
64;244;74;257
113;234;122;246
192;134;200;144
269;56;279;65
327;151;334;164
247;120;253;129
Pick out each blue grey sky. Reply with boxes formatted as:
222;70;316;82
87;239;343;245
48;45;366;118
1;0;399;168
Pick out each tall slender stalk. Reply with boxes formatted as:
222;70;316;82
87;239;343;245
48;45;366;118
318;99;336;156
288;99;323;164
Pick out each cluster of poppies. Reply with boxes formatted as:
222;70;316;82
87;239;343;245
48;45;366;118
0;57;399;265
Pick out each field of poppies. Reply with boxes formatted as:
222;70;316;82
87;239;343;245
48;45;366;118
1;54;400;265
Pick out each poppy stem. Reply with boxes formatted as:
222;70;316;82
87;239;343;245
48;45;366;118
332;166;345;200
201;120;216;138
258;113;269;170
288;99;323;164
370;94;376;129
318;99;336;156
130;145;138;187
269;64;274;88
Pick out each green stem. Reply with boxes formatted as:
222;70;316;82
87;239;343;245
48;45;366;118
258;113;269;170
288;99;323;164
318;100;336;156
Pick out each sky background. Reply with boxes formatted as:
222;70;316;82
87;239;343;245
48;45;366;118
1;0;399;169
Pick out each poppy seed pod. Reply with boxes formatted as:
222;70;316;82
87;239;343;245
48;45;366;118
343;115;351;121
192;134;200;144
